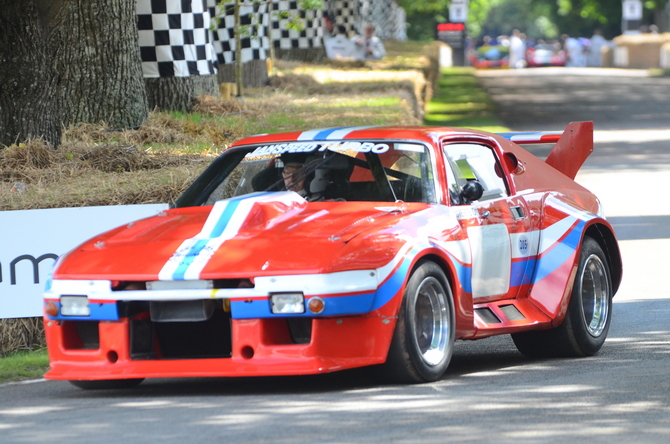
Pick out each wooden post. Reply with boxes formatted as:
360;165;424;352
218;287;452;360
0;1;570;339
219;83;238;100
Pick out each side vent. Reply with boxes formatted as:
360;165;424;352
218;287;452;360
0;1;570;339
500;304;526;321
476;308;501;324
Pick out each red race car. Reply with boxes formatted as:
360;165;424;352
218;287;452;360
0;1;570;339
526;43;567;67
44;122;621;389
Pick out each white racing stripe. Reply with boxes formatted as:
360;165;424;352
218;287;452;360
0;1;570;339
159;192;304;281
296;126;375;141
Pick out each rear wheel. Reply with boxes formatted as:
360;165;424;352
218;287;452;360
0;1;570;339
512;236;612;357
383;261;455;383
69;379;144;390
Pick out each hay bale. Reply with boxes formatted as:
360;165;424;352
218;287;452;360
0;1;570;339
80;144;151;173
613;33;670;68
0;139;55;169
0;318;45;357
661;42;670;68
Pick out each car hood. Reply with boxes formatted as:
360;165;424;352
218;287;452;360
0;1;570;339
54;192;424;281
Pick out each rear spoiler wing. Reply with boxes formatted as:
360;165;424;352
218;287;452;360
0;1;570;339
497;121;594;180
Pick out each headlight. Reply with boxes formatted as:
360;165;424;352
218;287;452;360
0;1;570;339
60;296;90;316
270;293;305;314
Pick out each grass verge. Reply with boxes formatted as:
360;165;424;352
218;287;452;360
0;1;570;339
0;349;49;384
424;67;508;132
649;68;670;77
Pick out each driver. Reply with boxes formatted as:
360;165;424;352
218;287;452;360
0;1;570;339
282;158;329;202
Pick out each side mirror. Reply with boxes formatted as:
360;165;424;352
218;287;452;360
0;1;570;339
460;181;484;204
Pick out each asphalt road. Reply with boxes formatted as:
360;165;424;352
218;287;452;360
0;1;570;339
2;68;669;444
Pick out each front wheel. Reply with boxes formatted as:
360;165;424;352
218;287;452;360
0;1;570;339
382;261;455;383
69;379;144;390
512;236;613;358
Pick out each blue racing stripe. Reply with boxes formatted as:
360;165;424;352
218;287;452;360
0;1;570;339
370;247;473;310
45;301;119;321
497;132;543;140
209;199;240;237
172;239;211;280
532;221;584;283
313;128;345;140
230;292;376;319
371;256;412;311
169;194;262;280
452;258;472;294
511;258;537;287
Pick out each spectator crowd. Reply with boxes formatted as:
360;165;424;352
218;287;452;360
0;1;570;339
469;29;620;69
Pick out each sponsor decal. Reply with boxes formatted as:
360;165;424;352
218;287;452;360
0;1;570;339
244;141;390;159
0;254;58;286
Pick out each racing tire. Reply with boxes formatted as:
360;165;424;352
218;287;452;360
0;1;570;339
68;379;144;390
382;261;456;383
512;236;613;358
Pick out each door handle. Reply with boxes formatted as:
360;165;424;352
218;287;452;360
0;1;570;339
511;206;526;220
480;210;490;219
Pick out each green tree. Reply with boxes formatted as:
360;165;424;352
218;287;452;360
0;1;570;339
396;0;451;40
479;0;556;39
544;0;623;38
0;0;148;148
401;0;669;42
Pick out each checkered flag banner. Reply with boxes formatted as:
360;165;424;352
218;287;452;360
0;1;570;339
270;1;324;50
354;0;405;40
208;0;270;64
208;0;328;62
326;0;361;38
137;0;217;78
326;0;405;40
391;4;407;41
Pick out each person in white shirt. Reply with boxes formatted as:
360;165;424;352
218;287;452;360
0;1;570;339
325;25;356;60
351;24;386;61
508;29;526;68
563;34;585;67
588;29;606;67
322;12;336;44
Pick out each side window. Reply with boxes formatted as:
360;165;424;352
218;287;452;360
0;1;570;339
387;145;437;203
443;143;508;202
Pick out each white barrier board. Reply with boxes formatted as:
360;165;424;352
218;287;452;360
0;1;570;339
0;204;168;319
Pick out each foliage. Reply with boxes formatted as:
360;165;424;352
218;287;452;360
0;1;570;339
545;0;623;39
0;349;49;383
478;0;557;39
404;0;669;42
397;0;450;40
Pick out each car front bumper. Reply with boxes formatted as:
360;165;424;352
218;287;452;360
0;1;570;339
44;314;396;381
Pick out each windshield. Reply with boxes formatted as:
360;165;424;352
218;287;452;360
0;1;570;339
175;140;437;207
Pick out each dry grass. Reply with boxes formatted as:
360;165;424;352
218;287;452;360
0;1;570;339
0;138;211;210
0;319;45;357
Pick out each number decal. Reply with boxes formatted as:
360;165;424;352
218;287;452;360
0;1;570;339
518;236;529;256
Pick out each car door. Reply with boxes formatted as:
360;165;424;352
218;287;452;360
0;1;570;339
442;142;536;302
